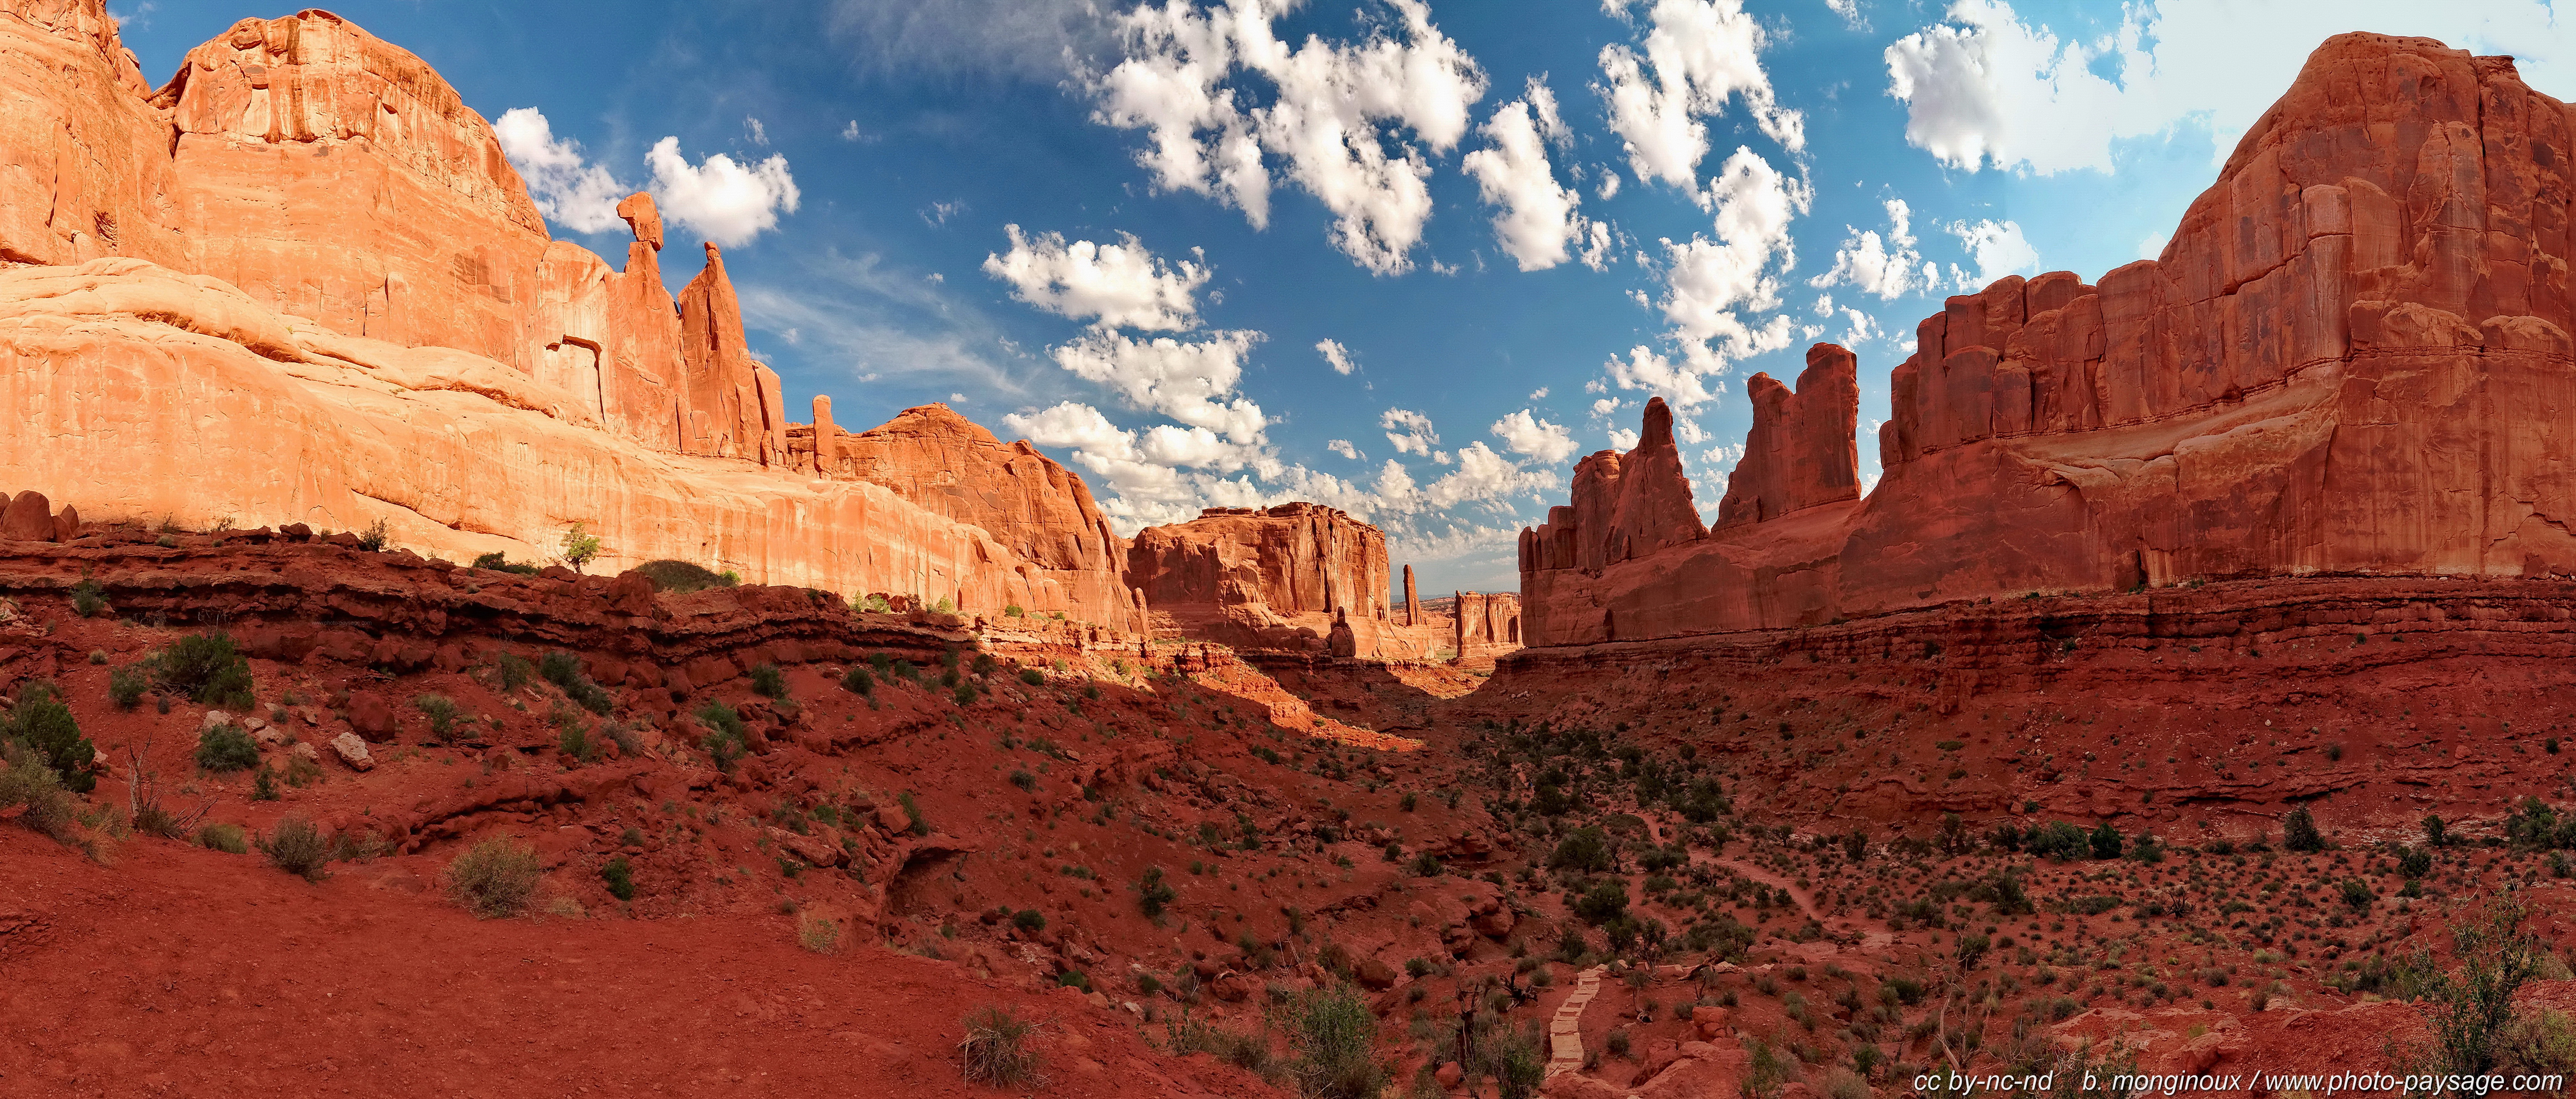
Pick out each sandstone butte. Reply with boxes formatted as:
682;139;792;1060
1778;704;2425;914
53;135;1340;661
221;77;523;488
1524;32;2576;647
0;2;1144;632
1127;502;1443;659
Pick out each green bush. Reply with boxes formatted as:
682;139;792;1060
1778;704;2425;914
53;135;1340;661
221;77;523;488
2026;820;2090;860
3;684;96;794
70;577;107;618
695;701;746;771
953;681;979;706
194;721;260;773
601;855;636;901
1548;826;1615;873
0;741;79;842
1013;908;1048;932
2284;805;2325;852
197;822;249;854
446;836;542;917
2088;822;2124;860
538;650;614;714
354;517;392;552
1137;865;1178;920
632;559;735;592
1574;881;1630;926
1019;667;1045;686
1282;984;1386;1099
496;652;534;693
156;632;255;710
108;665;148;711
842;666;875;695
261;817;334;881
960;1005;1044;1088
750;662;787;699
471;551;540;576
1004;604;1026;618
415;694;461;742
1008;769;1037;791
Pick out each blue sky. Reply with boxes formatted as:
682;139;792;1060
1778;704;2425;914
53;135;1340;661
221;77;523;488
113;1;2575;593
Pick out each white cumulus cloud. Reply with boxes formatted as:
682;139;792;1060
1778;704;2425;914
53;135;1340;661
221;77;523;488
1086;0;1488;274
1317;338;1358;375
644;138;799;248
1946;218;2040;286
1327;439;1364;460
493;108;629;235
1461;78;1608;272
982;225;1210;330
1382;408;1440;456
1595;0;1804;193
499;109;800;247
1808;197;1932;301
1490;409;1577;464
1050;329;1269;445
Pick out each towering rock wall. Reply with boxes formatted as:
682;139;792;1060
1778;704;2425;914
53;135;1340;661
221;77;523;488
0;1;1144;630
1126;503;1428;657
826;404;1145;633
1713;344;1861;530
1522;33;2576;647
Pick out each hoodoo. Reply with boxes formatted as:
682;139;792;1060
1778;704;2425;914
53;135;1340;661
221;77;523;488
1523;32;2576;647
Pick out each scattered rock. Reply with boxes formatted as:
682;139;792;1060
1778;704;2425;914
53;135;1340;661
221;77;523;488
329;732;373;772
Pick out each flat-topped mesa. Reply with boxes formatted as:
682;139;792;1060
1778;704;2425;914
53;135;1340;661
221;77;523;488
1125;502;1430;658
1520;32;2576;648
1714;344;1862;530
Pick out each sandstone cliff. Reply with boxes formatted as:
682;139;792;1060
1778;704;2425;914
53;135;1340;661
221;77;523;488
1126;503;1429;658
0;2;1141;629
1523;32;2576;646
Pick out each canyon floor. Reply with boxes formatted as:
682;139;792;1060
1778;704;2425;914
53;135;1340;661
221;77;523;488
5;525;2576;1097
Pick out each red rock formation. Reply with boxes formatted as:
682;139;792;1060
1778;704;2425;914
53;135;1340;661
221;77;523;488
1525;397;1705;578
1403;564;1420;626
1523;33;2576;647
1126;503;1425;657
0;2;1145;631
828;405;1144;632
1713;344;1861;530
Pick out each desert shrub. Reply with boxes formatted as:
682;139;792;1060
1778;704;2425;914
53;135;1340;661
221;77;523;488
0;742;79;842
193;721;260;773
750;662;787;699
471;551;541;576
70;577;107;618
415;694;461;742
2026;821;2090;861
961;1005;1044;1087
1282;984;1386;1099
1003;604;1025;618
3;684;96;794
261;817;334;881
798;911;842;954
2400;846;2434;879
1548;826;1615;873
1573;881;1631;926
445;836;542;917
952;681;979;706
842;664;878;696
197;822;250;854
556;709;597;763
354;517;392;552
2284;805;2325;852
1019;667;1045;686
632;559;734;592
538;650;613;714
600;855;636;901
2088;822;2124;860
108;665;148;711
495;653;534;693
695;701;746;771
1137;865;1178;920
1009;769;1037;791
156;631;255;710
1013;908;1048;932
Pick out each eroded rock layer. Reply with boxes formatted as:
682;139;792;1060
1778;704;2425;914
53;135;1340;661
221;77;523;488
1126;503;1428;658
1522;33;2576;646
0;1;1137;627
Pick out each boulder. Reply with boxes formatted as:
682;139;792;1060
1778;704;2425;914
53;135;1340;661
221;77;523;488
1354;956;1399;991
346;693;397;742
329;732;373;772
0;491;54;541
